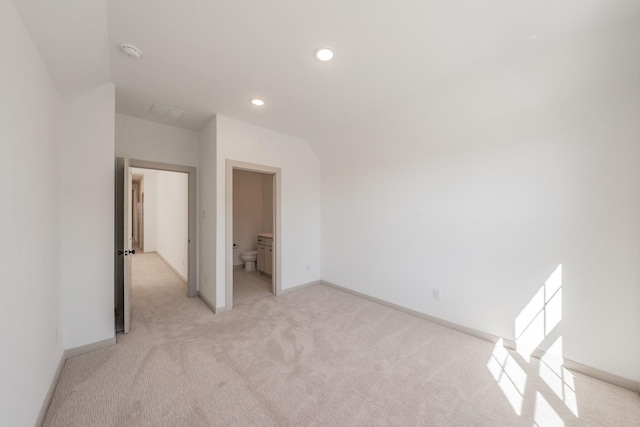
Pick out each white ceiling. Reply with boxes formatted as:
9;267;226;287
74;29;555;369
16;0;640;139
14;0;111;102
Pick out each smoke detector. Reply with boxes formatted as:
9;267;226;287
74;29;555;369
121;44;143;59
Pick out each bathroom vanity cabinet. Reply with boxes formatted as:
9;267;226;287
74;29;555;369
257;234;273;275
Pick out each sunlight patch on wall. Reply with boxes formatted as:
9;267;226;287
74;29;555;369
514;265;563;361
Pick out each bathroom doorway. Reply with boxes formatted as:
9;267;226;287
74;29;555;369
232;169;273;304
225;160;281;310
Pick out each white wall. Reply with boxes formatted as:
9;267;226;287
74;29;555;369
0;2;64;424
313;20;640;381
61;84;115;350
216;115;322;307
139;169;158;252
115;113;199;167
233;170;266;265
156;171;189;280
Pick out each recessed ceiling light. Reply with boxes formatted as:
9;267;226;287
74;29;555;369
314;47;334;62
121;43;143;59
251;99;265;106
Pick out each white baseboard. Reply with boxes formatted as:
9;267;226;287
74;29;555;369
562;358;639;393
279;279;321;295
321;280;640;394
321;280;499;342
64;336;116;359
155;251;187;284
37;336;116;426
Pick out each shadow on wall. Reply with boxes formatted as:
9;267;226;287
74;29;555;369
488;265;579;425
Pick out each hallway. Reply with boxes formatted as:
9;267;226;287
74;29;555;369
128;249;197;334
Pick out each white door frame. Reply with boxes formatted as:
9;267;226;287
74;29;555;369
225;160;281;310
129;159;198;298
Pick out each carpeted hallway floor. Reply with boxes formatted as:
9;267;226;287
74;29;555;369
42;252;640;426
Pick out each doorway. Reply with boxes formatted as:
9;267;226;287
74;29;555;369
131;167;188;279
225;160;281;310
232;169;274;305
115;158;197;334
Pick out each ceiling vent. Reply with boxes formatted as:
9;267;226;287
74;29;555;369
150;104;185;121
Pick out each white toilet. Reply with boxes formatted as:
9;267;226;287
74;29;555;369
241;251;257;272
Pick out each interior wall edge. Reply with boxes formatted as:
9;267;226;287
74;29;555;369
35;335;117;427
33;353;66;427
197;291;216;314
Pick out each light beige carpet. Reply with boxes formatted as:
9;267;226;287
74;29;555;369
43;252;640;426
233;268;273;305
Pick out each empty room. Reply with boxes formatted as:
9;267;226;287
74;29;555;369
2;1;639;426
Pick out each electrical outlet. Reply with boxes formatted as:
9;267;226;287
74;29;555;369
306;264;310;271
201;210;206;220
204;275;208;284
432;288;441;300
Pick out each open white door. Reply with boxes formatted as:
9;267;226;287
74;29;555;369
115;157;135;333
123;157;133;333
